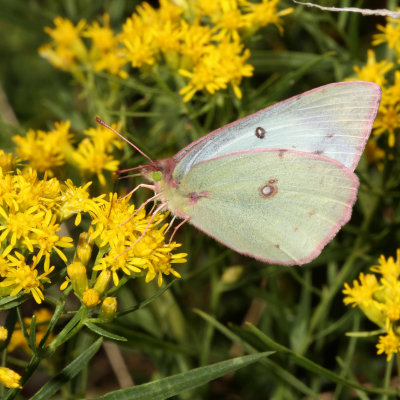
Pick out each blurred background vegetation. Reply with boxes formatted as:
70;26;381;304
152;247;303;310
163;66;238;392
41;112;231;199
1;0;400;399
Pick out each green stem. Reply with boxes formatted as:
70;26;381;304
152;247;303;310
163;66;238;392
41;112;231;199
382;356;393;400
46;307;88;354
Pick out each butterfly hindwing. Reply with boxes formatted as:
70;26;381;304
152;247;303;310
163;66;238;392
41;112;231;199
171;150;358;265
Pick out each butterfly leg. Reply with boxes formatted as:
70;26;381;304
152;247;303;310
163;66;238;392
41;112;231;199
129;201;168;245
168;211;190;243
119;192;162;227
120;183;156;200
115;201;168;260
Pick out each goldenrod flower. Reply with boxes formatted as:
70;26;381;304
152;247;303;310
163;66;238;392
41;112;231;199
0;253;54;304
243;0;293;33
373;18;400;53
352;49;393;88
84;14;129;78
343;250;400;361
13;121;73;176
373;100;400;147
72;138;120;186
59;180;96;225
0;367;22;389
30;210;74;271
0;206;44;255
83;121;125;152
39;17;87;71
0;326;8;341
377;330;400;361
0;150;18;173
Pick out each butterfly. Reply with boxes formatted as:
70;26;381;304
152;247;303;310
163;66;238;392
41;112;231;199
97;81;381;266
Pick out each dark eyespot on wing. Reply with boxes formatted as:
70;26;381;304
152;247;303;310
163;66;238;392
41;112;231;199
255;127;266;139
259;179;278;198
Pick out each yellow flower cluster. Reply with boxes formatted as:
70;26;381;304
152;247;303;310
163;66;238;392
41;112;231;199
13;120;122;185
0;150;186;305
39;0;292;101
343;250;400;361
0;163;73;303
350;16;400;156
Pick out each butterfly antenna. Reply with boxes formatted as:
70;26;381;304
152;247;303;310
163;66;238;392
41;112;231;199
95;117;154;164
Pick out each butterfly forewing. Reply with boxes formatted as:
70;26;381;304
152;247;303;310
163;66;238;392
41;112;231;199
172;150;358;265
172;81;381;182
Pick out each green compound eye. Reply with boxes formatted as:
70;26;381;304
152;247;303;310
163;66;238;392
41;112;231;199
152;171;163;181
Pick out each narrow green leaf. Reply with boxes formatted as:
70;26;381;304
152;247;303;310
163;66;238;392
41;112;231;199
90;352;272;400
84;321;127;341
0;308;17;351
29;337;103;400
247;323;398;397
116;278;177;317
28;315;37;353
0;293;29;310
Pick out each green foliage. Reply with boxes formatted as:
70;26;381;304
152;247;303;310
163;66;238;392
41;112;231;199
1;0;400;399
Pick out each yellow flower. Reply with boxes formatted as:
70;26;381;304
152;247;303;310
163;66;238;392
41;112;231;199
0;150;18;173
343;250;400;361
0;253;54;304
90;194;185;287
373;101;400;147
352;49;393;88
83;14;129;78
210;0;247;42
83;121;124;152
370;250;400;283
30;210;74;271
0;326;8;341
13;121;73;176
343;273;385;328
44;17;86;47
373;19;400;52
243;0;293;33
72;138;120;186
40;17;87;71
58;180;96;225
0;367;22;389
84;13;116;52
179;21;213;65
0;206;44;254
377;330;400;361
179;38;253;101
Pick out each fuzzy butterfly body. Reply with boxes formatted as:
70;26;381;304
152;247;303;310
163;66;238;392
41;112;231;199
123;81;381;265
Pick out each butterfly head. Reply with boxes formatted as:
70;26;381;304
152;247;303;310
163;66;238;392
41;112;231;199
140;158;179;188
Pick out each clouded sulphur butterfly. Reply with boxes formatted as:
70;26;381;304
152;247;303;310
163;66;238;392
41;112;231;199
98;81;381;265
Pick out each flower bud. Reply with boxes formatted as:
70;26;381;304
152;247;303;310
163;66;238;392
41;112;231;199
67;261;88;296
99;297;117;320
82;288;101;307
93;269;111;296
